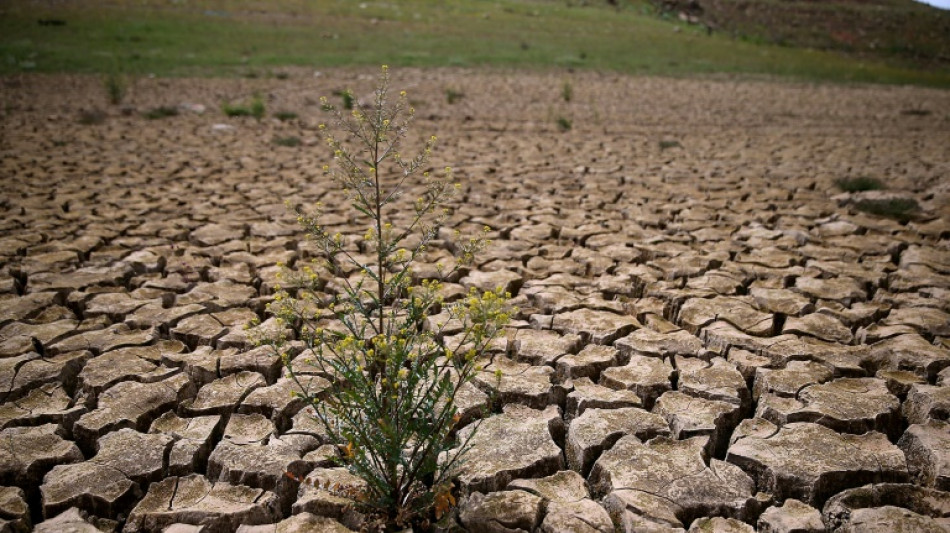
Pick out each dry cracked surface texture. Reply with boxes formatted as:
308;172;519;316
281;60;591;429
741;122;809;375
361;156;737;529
1;68;949;532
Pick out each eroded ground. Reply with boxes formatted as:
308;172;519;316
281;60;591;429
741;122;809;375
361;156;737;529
1;69;949;532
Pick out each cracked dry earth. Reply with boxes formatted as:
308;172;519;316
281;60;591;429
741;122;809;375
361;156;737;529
1;68;949;533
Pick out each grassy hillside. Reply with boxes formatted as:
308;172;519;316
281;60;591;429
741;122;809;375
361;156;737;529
655;0;950;67
1;0;948;86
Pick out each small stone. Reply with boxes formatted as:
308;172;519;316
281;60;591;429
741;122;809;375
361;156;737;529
74;373;195;454
0;383;85;431
655;389;744;458
566;407;670;477
789;378;901;438
77;347;178;402
185;371;266;416
677;356;750;408
41;461;140;520
292;468;366;529
614;328;702;358
238;376;327;432
590;435;759;527
726;422;908;506
509;329;583;366
688;517;755;532
565;377;642;419
757;498;824;533
551;308;640;345
171;314;228;348
843;506;948;533
0;424;83;490
822;483;950;532
235;513;355;533
93;428;174;487
48;324;157;356
875;369;926;398
206;441;309;515
124;475;280;533
794;276;866;304
458;490;543;533
752;361;833;400
600;354;673;410
32;508;101;533
783;313;853;344
149;412;223;476
868;334;950;381
0;486;30;533
460;269;523;296
456;404;564;494
509;471;613;533
556;344;619;382
750;288;813;316
476;356;562;409
898;420;950;490
677;296;774;337
903;384;950;425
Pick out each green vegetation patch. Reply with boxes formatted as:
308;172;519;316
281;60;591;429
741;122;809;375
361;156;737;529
143;106;178;120
1;0;947;86
273;110;298;121
854;198;919;223
835;177;885;192
273;135;301;147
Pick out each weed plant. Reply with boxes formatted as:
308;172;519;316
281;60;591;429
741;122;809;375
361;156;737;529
342;89;355;110
77;108;106;125
561;81;573;102
854;198;919;223
257;66;510;531
274;110;298;121
273;135;301;147
556;116;572;131
659;140;682;150
143;106;179;120
222;94;266;120
103;72;127;105
835;176;884;192
445;88;464;104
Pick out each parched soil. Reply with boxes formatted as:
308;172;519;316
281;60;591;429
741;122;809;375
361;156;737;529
1;69;950;532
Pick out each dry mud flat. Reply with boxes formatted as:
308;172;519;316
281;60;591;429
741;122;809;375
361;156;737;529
1;69;950;532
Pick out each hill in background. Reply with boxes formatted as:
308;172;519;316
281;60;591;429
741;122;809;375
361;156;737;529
652;0;950;66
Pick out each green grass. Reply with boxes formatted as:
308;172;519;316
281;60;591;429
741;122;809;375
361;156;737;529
273;135;302;147
659;140;683;150
835;176;885;192
222;94;265;119
274;110;298;121
445;88;465;104
854;198;919;222
1;0;948;86
143;105;179;119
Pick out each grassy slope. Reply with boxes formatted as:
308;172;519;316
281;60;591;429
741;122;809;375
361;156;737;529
687;0;950;66
1;0;948;86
